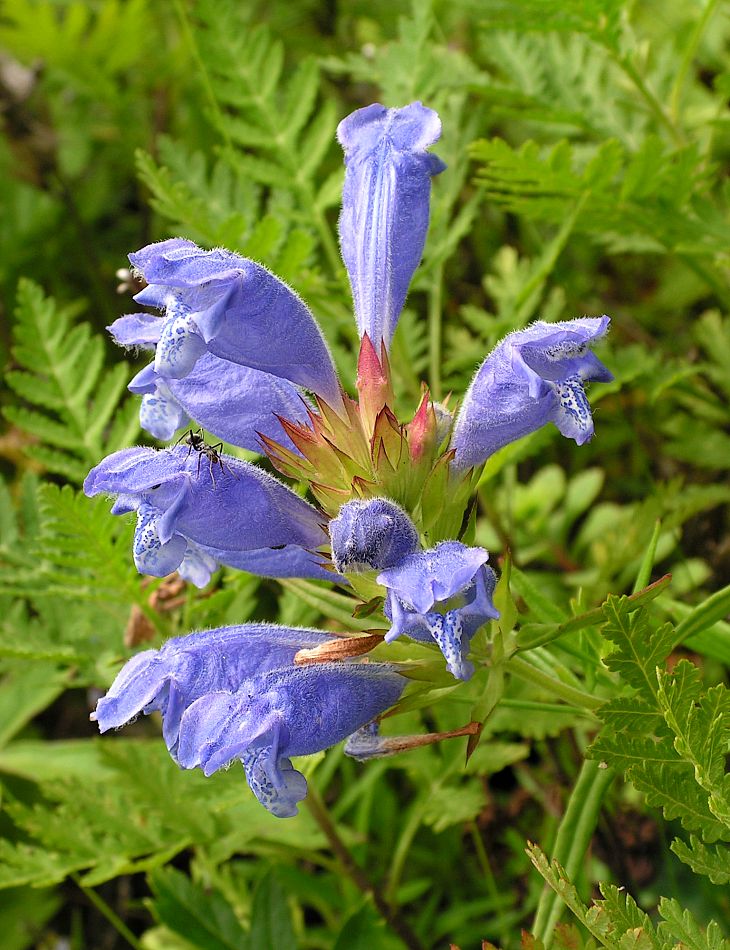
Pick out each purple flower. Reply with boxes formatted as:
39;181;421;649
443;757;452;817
93;624;404;817
337;102;445;352
84;446;333;586
127;239;343;409
328;498;419;573
177;663;404;816
111;315;311;450
377;541;498;680
450;318;613;471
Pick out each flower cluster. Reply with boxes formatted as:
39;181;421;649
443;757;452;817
87;101;612;816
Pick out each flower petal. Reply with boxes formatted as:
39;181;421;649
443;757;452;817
450;317;612;470
328;497;419;573
337;102;445;351
92;624;345;746
85;446;328;554
153;354;312;454
177;663;405;814
129;239;343;408
377;541;490;614
378;542;498;679
108;314;161;348
206;544;339;583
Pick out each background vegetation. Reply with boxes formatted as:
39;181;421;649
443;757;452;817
0;0;729;947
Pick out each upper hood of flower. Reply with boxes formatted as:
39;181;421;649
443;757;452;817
127;238;343;409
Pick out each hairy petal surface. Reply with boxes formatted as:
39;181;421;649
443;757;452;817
92;624;344;753
202;543;338;583
337;102;445;351
128;353;310;451
328;497;419;573
378;541;499;680
451;317;613;470
177;663;405;816
128;239;343;408
84;447;329;584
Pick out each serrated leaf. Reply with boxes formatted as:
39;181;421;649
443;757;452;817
601;597;675;699
670;837;730;885
657;897;730;949
422;782;486;832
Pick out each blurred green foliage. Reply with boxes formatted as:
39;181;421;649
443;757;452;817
0;0;729;947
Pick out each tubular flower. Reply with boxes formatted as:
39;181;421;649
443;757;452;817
127;238;343;408
337;102;445;352
111;315;311;450
84;446;333;586
450;317;613;471
377;542;499;680
92;624;404;817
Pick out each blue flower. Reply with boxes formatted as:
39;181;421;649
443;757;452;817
337;102;445;352
450;318;613;470
127;239;343;409
377;541;499;680
84;446;335;586
93;624;404;817
111;315;312;450
328;497;419;573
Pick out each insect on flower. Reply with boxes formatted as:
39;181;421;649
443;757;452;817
174;427;233;487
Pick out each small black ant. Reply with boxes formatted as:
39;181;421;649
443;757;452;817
174;428;234;488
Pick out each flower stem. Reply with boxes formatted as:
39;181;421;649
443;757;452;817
172;0;232;151
531;759;615;945
507;655;603;711
71;874;143;950
669;0;720;123
612;52;685;146
305;787;424;950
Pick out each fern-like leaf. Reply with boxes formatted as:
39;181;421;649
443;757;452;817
3;280;139;481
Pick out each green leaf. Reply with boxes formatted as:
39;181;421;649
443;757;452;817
657;897;730;949
0;886;62;950
3;280;138;481
333;903;403;950
670;837;730;886
249;871;297;950
148;866;250;950
422;782;486;833
673;583;730;645
600;596;675;698
0;663;69;749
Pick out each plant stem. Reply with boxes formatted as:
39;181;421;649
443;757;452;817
613;53;685;146
305;787;424;950
469;822;500;901
172;0;232;150
669;0;719;123
386;799;427;905
71;874;143;950
507;655;603;711
531;760;615;945
513;193;586;325
428;263;444;400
